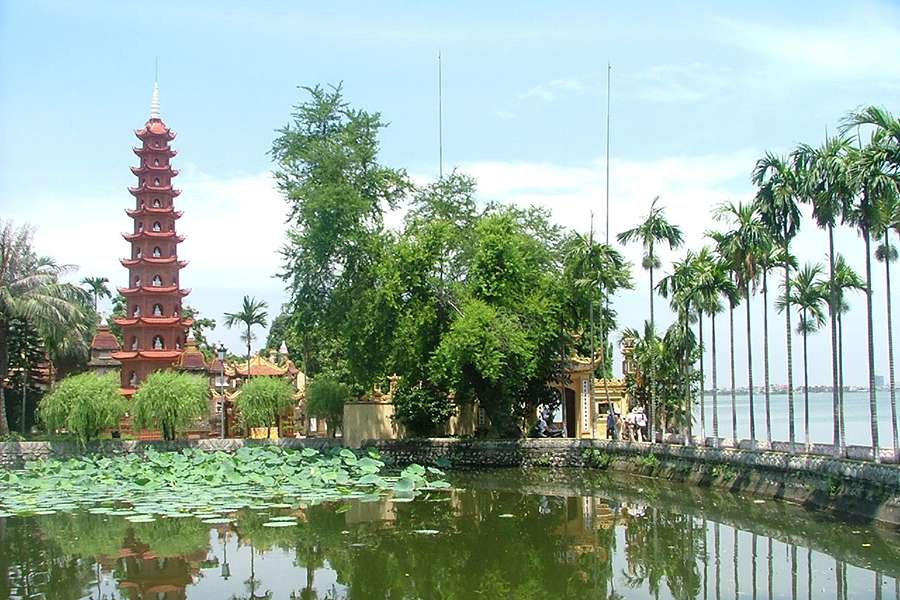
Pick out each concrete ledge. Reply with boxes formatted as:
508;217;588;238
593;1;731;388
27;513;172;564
365;437;900;525
0;438;341;469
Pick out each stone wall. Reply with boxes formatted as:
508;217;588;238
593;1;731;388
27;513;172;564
0;438;341;470
366;438;900;525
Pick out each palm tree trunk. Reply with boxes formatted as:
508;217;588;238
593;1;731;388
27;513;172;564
730;303;737;443
246;323;251;378
802;308;810;451
763;268;772;446
883;229;897;462
712;311;718;444
828;225;842;457
699;312;706;443
745;282;755;442
784;236;796;452
838;312;846;451
0;323;8;435
685;310;692;445
650;263;656;443
863;226;880;462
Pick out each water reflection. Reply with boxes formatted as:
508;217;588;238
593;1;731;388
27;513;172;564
0;470;897;599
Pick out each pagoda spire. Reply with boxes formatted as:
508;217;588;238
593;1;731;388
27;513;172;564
150;81;160;120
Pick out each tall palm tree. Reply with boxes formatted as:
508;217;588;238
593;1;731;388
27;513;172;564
875;194;899;461
753;153;803;451
846;138;896;462
696;246;739;444
80;276;111;315
224;296;269;377
778;263;827;451
795;136;853;456
843;106;900;174
618;196;684;442
821;255;867;449
714;201;767;442
659;252;701;444
0;221;92;435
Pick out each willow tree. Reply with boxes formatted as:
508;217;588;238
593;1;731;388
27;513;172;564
235;375;296;438
132;371;209;441
39;372;126;445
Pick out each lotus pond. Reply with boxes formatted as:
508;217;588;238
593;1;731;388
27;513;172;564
0;448;897;599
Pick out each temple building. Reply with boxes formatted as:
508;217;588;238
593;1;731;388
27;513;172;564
111;83;192;393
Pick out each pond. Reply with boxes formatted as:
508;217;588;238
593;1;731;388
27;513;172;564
1;468;897;599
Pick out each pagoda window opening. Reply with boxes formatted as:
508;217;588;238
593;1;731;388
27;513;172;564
154;177;160;186
152;335;164;350
152;198;161;208
175;338;182;350
152;246;162;258
140;177;145;186
135;248;142;259
129;371;137;387
130;337;138;351
152;303;163;317
168;223;174;232
132;305;141;317
152;221;162;232
134;276;141;286
152;275;162;287
154;158;160;166
137;222;144;232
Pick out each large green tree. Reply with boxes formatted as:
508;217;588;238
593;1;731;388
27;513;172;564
132;371;209;441
0;221;92;435
79;276;110;316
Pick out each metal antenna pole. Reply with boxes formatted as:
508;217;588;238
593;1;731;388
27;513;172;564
438;51;443;179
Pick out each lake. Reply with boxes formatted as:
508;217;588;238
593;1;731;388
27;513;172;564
695;390;898;446
1;469;896;599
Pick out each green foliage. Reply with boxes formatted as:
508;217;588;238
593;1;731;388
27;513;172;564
235;375;295;430
581;448;612;470
306;376;350;433
636;453;661;469
181;304;216;354
710;464;737;480
132;371;209;441
38;372;126;444
392;380;455;437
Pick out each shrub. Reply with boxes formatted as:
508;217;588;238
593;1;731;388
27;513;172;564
306;376;350;436
581;448;611;470
132;371;209;441
392;380;455;437
235;376;295;434
39;372;126;445
636;453;660;469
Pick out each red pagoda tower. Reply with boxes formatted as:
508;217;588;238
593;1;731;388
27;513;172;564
112;83;192;393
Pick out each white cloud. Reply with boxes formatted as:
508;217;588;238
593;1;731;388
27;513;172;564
518;78;587;103
629;63;732;104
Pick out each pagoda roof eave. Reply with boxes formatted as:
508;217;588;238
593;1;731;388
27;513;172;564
117;285;191;297
120;257;188;268
128;185;181;196
130;165;179;176
113;316;193;327
133;147;177;158
122;232;186;242
125;208;183;218
112;350;182;360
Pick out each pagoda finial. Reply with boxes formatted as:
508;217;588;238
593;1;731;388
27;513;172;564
150;81;160;120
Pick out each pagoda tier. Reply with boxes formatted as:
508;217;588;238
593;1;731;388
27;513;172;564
117;82;191;391
120;257;188;268
125;207;183;218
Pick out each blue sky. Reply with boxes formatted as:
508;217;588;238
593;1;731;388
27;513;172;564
1;0;899;385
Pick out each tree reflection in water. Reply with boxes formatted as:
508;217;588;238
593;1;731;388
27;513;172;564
0;471;897;599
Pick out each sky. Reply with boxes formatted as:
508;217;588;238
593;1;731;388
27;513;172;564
1;0;898;386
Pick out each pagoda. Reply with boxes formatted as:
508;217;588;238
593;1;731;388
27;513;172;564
112;83;192;393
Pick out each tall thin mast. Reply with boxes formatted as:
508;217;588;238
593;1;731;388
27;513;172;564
438;51;443;180
605;62;611;245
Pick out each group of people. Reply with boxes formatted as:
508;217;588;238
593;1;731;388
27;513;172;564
606;405;648;442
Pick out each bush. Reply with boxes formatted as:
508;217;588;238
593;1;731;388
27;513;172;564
235;376;295;433
392;380;455;437
39;372;126;445
132;371;209;441
306;376;350;436
581;448;611;470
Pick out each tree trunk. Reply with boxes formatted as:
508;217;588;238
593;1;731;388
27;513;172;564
863;226;880;462
0;323;9;436
730;303;737;443
802;308;810;451
828;225;842;457
745;282;755;442
684;310;692;445
784;235;795;452
699;312;705;444
763;268;772;445
712;311;718;444
649;263;655;444
838;313;846;451
883;229;897;462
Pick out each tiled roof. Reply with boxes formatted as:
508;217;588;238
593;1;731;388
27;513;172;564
231;354;288;377
177;338;208;372
91;326;121;351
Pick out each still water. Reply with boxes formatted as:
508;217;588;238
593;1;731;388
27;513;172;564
1;470;896;599
695;391;897;446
